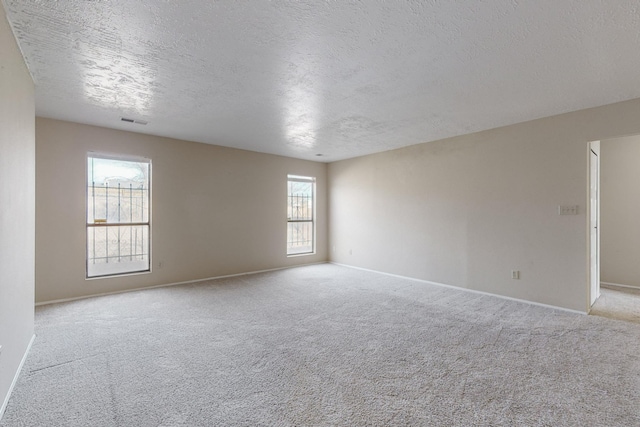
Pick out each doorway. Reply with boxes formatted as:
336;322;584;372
589;134;640;322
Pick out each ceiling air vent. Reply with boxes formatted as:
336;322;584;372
121;117;148;125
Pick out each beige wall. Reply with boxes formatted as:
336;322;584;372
0;3;35;417
36;118;327;303
600;135;640;289
329;98;640;312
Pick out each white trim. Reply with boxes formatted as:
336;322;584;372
85;268;151;281
287;174;317;256
587;140;601;312
287;174;315;183
87;151;151;163
0;334;35;422
331;262;587;315
86;154;152;279
36;262;327;306
601;281;640;291
287;252;316;258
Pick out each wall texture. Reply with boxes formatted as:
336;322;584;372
0;3;35;417
600;135;640;289
329;98;640;312
35;118;327;303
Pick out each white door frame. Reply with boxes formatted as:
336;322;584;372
588;140;600;311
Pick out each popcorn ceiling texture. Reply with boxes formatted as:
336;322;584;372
1;264;639;426
5;0;640;161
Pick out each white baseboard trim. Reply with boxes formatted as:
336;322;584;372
0;334;35;421
600;281;640;290
36;262;328;306
331;262;587;315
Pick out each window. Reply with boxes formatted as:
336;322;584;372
87;155;150;278
287;175;315;255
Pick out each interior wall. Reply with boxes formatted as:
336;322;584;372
600;134;640;289
35;118;327;303
0;2;35;417
329;98;640;312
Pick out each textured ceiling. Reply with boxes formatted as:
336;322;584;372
4;1;640;162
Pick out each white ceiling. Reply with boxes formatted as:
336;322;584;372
4;1;640;162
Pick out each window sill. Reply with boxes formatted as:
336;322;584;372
287;252;316;258
86;269;151;281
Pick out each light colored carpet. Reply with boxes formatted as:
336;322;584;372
590;284;640;324
2;264;639;426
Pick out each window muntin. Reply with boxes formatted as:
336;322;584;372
87;155;150;278
287;175;315;255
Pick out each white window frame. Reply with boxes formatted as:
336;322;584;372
86;153;151;278
287;174;316;256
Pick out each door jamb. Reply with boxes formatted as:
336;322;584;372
587;140;600;313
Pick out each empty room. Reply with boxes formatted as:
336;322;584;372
1;1;639;426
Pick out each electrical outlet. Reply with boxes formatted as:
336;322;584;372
511;270;520;280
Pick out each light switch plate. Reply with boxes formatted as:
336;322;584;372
558;205;579;215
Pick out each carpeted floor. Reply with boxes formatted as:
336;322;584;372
2;264;639;426
590;284;640;324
